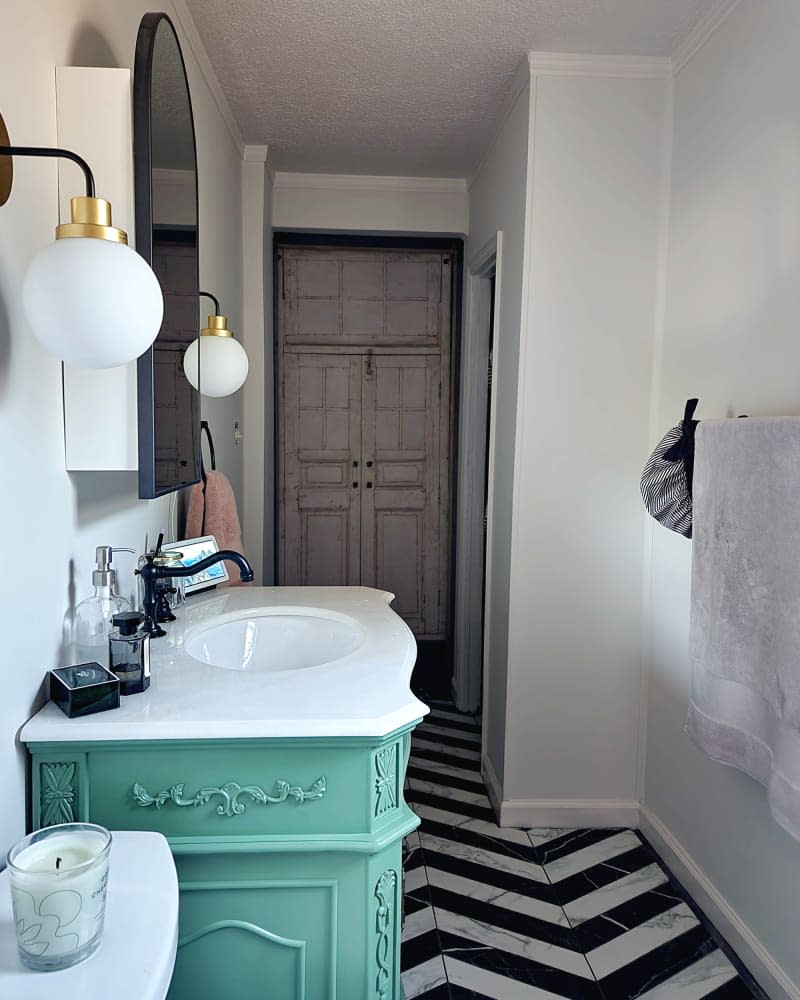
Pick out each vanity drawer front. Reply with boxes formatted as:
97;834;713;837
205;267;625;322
81;739;403;838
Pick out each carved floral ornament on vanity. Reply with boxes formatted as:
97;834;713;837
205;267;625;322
132;776;327;818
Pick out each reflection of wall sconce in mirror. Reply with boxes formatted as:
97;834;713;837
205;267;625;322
0;110;163;369
183;290;249;397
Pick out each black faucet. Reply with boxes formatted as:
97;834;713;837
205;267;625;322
136;549;254;637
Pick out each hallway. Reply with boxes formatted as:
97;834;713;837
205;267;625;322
401;706;760;1000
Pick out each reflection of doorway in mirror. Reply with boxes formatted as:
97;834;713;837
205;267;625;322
152;237;197;487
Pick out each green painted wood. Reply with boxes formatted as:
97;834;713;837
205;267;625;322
26;724;419;1000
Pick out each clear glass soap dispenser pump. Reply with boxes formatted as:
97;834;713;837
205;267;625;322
73;546;134;667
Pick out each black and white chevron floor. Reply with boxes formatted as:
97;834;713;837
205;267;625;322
402;705;762;1000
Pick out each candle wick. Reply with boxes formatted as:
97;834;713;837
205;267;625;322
56;857;62;870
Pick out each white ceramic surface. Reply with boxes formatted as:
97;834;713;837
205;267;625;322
0;832;178;1000
22;587;425;741
183;606;365;672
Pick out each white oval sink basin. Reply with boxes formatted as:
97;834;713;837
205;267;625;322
183;607;365;672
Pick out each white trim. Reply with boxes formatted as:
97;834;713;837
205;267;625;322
481;751;503;820
529;51;672;79
468;57;530;190
480;231;504;769
499;798;640;829
640;806;799;1000
273;172;467;194
453;235;499;712
672;0;744;76
243;144;268;163
170;0;244;155
636;77;676;803
502;72;539;796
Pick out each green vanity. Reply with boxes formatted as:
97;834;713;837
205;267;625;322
22;587;425;1000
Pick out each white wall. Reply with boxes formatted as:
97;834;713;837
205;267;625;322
272;173;468;234
643;0;800;991
0;0;243;854
467;68;532;792
498;62;670;825
241;149;274;584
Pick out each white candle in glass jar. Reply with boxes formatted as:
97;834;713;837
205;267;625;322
6;823;112;971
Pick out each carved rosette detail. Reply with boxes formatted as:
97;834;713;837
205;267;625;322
374;869;397;1000
132;776;326;818
374;744;397;817
41;762;77;826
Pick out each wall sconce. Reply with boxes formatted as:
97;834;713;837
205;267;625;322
0;111;163;369
183;291;249;397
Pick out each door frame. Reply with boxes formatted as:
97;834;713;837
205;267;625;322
452;233;503;713
272;233;464;645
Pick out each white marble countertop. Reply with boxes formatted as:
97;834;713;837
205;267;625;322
22;587;426;743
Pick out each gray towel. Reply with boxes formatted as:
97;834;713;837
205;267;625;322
688;417;800;841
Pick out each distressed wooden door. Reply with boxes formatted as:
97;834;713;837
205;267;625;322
281;353;362;586
361;354;445;637
278;245;453;639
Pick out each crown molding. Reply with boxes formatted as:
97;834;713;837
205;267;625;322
243;144;268;163
171;0;244;155
672;0;743;75
468;54;531;189
273;172;467;194
529;51;672;79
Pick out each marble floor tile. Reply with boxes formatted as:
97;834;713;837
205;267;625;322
425;866;568;926
637;948;741;998
527;828;577;848
403;904;437;943
433;908;594;979
401;955;449;999
409;776;494;810
422;831;550;887
543;830;642;882
562;862;669;926
585;901;699;979
444;957;581;1000
412;736;482;762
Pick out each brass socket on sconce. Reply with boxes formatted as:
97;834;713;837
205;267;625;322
201;314;235;339
56;196;127;244
0;113;12;207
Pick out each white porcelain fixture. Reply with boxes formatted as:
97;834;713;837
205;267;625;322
184;607;365;672
22;587;424;741
0;831;178;1000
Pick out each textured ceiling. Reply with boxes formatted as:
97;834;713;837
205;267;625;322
185;0;716;176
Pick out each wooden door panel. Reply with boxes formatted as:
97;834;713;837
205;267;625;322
281;354;361;586
361;355;444;638
282;248;449;348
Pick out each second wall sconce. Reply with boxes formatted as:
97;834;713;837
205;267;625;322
0;111;163;369
184;291;249;397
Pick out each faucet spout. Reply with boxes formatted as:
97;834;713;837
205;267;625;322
136;549;254;636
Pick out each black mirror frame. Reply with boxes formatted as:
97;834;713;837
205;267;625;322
133;11;201;499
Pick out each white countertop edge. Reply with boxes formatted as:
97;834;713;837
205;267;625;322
21;704;429;743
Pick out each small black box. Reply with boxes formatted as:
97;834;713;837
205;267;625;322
49;662;121;718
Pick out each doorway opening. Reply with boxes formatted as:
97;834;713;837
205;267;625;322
273;234;463;697
452;233;502;714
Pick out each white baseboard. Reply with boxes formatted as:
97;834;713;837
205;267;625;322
640;806;798;1000
499;798;640;828
481;752;503;820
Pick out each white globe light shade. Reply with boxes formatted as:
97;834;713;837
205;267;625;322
183;335;249;397
22;237;164;369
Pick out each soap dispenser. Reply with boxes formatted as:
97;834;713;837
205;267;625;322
109;612;151;695
74;546;133;667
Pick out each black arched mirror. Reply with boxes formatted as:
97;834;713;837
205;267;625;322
134;12;200;498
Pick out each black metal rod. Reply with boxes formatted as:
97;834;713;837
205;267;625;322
199;290;221;315
0;145;95;197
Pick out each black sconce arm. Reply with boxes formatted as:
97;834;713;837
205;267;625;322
0;144;95;197
199;290;222;315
